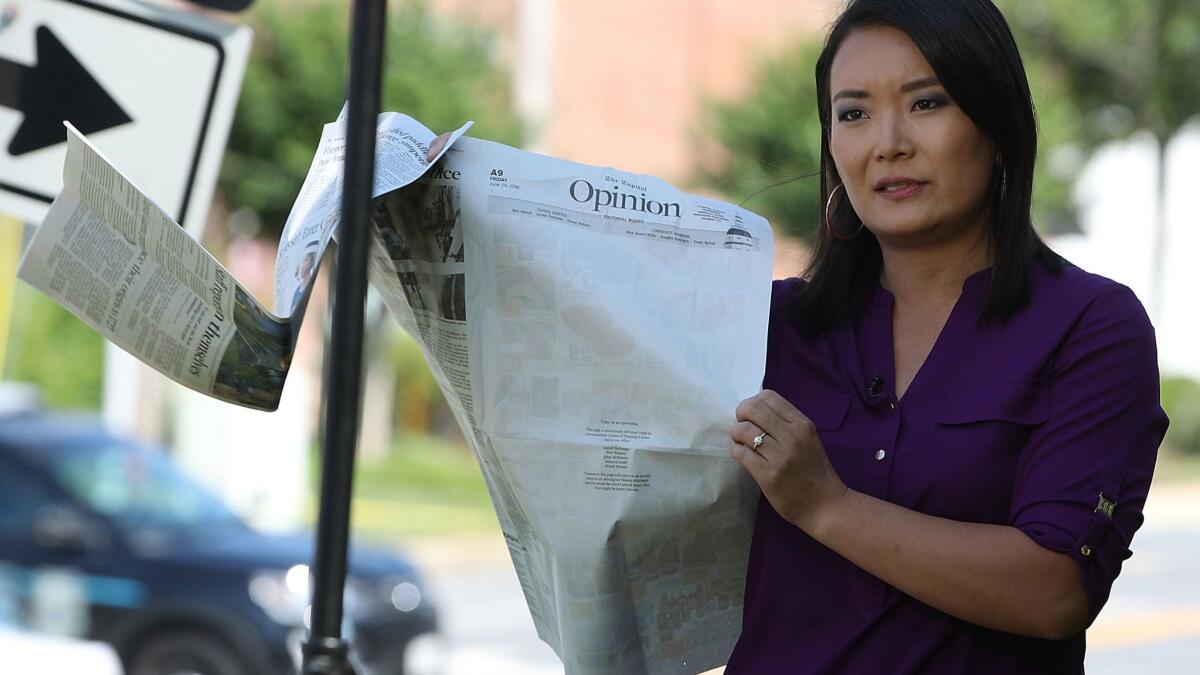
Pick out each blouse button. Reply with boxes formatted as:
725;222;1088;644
874;449;887;461
888;401;896;411
1080;545;1093;557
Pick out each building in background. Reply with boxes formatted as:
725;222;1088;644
437;0;831;177
435;0;833;275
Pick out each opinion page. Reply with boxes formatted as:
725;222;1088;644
367;134;773;674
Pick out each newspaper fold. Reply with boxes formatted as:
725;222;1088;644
17;114;773;674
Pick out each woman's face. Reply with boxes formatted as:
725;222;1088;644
828;25;997;248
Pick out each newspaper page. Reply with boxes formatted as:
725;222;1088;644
274;112;472;318
14;126;284;409
365;135;773;674
16;117;469;412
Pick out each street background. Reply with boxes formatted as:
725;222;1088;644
410;478;1200;674
1;0;1198;672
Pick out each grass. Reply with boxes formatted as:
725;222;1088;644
308;432;500;544
353;433;493;506
351;496;499;539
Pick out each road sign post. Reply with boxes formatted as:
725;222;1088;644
301;0;386;672
0;215;21;366
0;0;251;447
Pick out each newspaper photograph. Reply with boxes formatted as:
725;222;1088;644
16;113;774;674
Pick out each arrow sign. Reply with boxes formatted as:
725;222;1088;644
0;0;250;233
0;25;133;156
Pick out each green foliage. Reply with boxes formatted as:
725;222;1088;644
998;0;1200;144
1019;49;1087;234
220;0;522;236
3;285;103;409
1161;377;1200;456
387;330;441;431
354;432;489;505
694;42;825;239
998;0;1200;232
694;36;1077;238
697;1;1200;238
331;432;498;540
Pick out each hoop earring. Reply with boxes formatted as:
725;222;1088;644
994;154;1008;204
825;184;863;240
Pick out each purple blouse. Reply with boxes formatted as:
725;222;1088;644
726;261;1169;674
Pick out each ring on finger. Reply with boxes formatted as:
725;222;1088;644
751;432;767;451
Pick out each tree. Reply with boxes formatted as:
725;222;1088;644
697;0;1200;284
3;286;104;409
696;35;1090;242
997;0;1200;320
219;0;523;237
694;42;826;240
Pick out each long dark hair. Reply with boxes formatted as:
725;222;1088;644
791;0;1064;335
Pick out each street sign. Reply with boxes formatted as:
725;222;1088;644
0;0;250;235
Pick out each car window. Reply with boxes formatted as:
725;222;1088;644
0;457;57;539
53;443;242;531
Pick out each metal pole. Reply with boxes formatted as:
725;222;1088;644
301;0;386;672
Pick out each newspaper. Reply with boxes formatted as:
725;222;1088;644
17;114;774;674
17;118;469;411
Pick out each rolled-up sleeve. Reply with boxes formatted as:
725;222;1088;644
1009;285;1169;626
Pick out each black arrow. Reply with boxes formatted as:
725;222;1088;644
0;26;133;156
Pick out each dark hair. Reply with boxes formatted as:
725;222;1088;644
792;0;1064;334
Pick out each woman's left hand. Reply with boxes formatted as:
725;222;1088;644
731;389;848;532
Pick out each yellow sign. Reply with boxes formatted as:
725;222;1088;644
0;215;23;370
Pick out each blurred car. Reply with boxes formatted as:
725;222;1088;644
0;409;441;675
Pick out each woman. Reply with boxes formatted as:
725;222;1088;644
725;1;1168;673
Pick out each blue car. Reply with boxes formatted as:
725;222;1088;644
0;412;441;675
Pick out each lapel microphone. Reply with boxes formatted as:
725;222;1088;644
867;374;885;397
